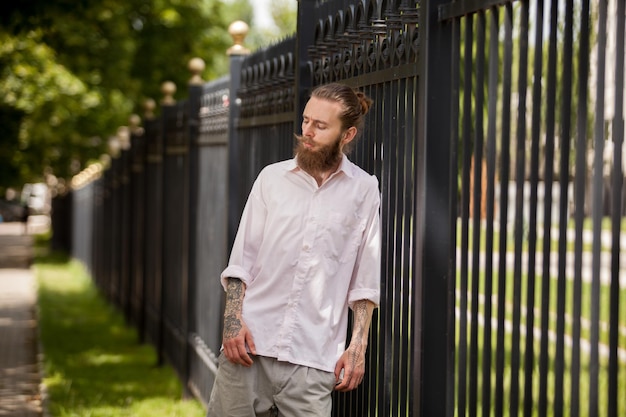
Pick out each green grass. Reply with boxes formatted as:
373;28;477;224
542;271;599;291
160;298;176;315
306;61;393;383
35;250;205;417
455;216;626;417
458;216;624;253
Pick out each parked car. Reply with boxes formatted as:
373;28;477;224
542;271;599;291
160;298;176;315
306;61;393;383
0;199;26;222
21;183;51;215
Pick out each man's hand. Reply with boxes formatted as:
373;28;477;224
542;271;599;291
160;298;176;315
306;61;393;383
333;343;366;392
222;278;256;366
333;299;376;392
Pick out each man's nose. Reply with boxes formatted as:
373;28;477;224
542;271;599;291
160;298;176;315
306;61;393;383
302;122;314;137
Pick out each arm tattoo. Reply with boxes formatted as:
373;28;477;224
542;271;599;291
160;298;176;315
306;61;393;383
223;278;244;339
348;301;369;366
352;300;368;343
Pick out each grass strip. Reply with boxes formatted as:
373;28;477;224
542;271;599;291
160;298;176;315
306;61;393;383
35;251;205;417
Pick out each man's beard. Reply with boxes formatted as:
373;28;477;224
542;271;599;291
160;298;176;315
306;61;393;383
294;134;343;174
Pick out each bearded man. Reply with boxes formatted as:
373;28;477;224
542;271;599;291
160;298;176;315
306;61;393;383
206;83;381;417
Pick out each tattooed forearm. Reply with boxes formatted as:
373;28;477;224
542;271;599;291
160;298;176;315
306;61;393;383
348;300;375;353
347;301;368;366
223;278;244;339
352;300;368;344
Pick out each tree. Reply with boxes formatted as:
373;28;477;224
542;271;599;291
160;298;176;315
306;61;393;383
0;0;240;193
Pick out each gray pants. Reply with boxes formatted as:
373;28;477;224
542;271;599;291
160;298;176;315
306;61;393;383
206;354;336;417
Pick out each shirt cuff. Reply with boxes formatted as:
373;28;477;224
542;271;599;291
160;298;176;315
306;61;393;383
220;266;252;291
347;289;380;308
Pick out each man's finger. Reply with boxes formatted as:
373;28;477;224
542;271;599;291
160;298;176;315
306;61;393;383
238;345;253;366
246;334;257;355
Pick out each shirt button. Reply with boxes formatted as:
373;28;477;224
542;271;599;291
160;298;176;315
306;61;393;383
303;244;310;251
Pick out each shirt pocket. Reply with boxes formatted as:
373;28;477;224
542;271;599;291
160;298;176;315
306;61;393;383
321;212;366;263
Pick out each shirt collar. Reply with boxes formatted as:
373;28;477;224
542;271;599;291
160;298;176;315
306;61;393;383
288;154;355;178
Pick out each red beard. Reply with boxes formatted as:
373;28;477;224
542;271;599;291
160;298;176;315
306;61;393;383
294;134;343;174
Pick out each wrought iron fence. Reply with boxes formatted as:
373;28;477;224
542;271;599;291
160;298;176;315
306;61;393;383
441;1;626;416
60;0;625;416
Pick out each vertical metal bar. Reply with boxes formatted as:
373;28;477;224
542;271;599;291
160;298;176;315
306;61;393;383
458;14;474;417
469;11;486;417
554;1;574;415
481;8;499;417
295;0;315;131
185;81;202;396
525;0;544;415
539;0;560;415
448;11;461;417
227;55;246;251
111;155;120;305
386;77;400;417
130;124;146;341
415;0;455;415
399;74;412;417
570;2;590;417
374;76;392;417
589;1;608;416
497;3;515;417
123;144;132;320
381;77;395;417
608;1;625;416
160;101;176;367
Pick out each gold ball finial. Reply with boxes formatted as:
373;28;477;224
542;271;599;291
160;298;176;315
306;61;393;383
100;153;111;169
129;114;144;135
129;114;141;129
161;81;177;105
117;126;131;151
188;57;206;85
227;20;251;56
143;98;156;119
108;135;121;158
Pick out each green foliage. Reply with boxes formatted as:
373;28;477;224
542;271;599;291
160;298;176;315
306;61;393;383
0;30;107;184
36;257;205;417
0;0;237;187
270;0;297;37
223;0;296;49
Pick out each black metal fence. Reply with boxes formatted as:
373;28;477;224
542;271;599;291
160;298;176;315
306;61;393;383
59;0;624;416
444;1;625;416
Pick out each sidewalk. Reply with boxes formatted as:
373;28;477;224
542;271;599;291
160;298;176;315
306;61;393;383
0;221;43;417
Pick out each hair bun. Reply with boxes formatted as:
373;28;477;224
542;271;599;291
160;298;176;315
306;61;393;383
356;91;373;115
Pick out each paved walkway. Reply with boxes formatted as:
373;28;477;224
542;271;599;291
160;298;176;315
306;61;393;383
0;221;44;417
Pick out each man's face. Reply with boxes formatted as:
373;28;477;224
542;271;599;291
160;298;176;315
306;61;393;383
295;97;346;172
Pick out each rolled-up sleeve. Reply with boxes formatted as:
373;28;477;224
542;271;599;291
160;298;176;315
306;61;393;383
220;180;267;290
347;176;381;308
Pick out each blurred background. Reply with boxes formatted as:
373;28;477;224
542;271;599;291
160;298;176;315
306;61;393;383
0;0;296;226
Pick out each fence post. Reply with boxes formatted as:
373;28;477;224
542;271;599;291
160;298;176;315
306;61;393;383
185;57;205;397
295;0;315;124
129;113;146;340
51;190;73;253
117;125;132;320
142;96;165;358
159;79;191;376
416;0;456;416
108;134;122;306
226;20;251;250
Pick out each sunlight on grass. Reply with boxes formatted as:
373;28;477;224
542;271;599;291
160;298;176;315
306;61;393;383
35;255;205;417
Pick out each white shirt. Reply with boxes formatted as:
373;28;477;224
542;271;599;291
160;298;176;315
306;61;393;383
220;155;381;372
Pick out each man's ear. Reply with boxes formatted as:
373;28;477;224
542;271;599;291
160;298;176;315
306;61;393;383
342;126;357;145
